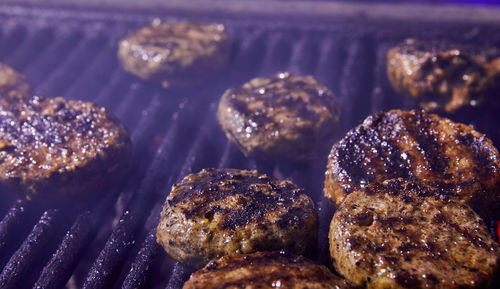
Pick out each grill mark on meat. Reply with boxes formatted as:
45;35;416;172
325;109;500;212
329;179;499;289
387;39;500;112
350;211;374;227
405;110;448;174
381;178;464;200
335;112;415;194
118;22;230;87
276;206;311;228
218;72;341;161
171;170;308;230
157;168;317;268
431;212;488;248
0;94;131;199
377;216;414;228
335;127;376;191
394;270;420;288
184;251;352;289
213;271;334;287
457;133;498;179
375;112;413;178
206;251;304;272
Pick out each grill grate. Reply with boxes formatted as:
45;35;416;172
0;4;499;289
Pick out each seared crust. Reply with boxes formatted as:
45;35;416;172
183;251;352;289
329;179;500;289
156;168;318;268
324;109;500;212
118;21;230;88
0;95;131;199
217;72;341;161
387;38;500;112
0;63;32;106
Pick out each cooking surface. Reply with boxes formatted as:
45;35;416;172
0;3;499;289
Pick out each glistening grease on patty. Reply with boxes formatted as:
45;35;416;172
324;109;500;219
183;251;353;289
156;168;318;268
329;179;499;289
118;21;230;88
387;38;500;113
0;95;131;199
218;72;341;161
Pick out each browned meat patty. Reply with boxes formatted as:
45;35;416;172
0;62;32;106
217;72;341;161
0;95;131;200
329;178;500;289
324;109;500;215
156;168;318;268
183;251;353;289
387;38;500;113
118;21;230;88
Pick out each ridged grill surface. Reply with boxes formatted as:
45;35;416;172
0;4;499;289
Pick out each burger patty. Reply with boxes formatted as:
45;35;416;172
156;168;318;268
183;251;353;289
0;62;32;106
387;38;500;113
0;95;131;199
329;179;500;289
217;72;341;161
118;21;230;88
324;109;500;214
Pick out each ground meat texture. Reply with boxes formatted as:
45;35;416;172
156;168;318;268
329;179;500;289
183;251;353;289
0;95;131;199
387;38;500;113
217;72;341;161
324;109;500;216
0;63;32;107
117;21;230;88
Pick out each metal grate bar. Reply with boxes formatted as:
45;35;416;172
259;32;292;75
0;24;28;62
176;110;220;180
37;32;107;97
33;212;93;289
92;69;133;108
315;34;345;98
5;26;54;72
82;97;205;288
227;29;267;83
0;200;31;267
0;200;27;250
121;229;159;289
32;171;134;289
370;41;400;113
339;35;376;126
82;209;140;289
129;92;168;144
316;199;336;267
25;29;83;88
288;33;321;75
123;108;245;288
65;40;123;102
0;210;57;289
166;263;192;289
114;84;159;129
217;141;246;169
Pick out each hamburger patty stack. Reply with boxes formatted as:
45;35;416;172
324;109;500;288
